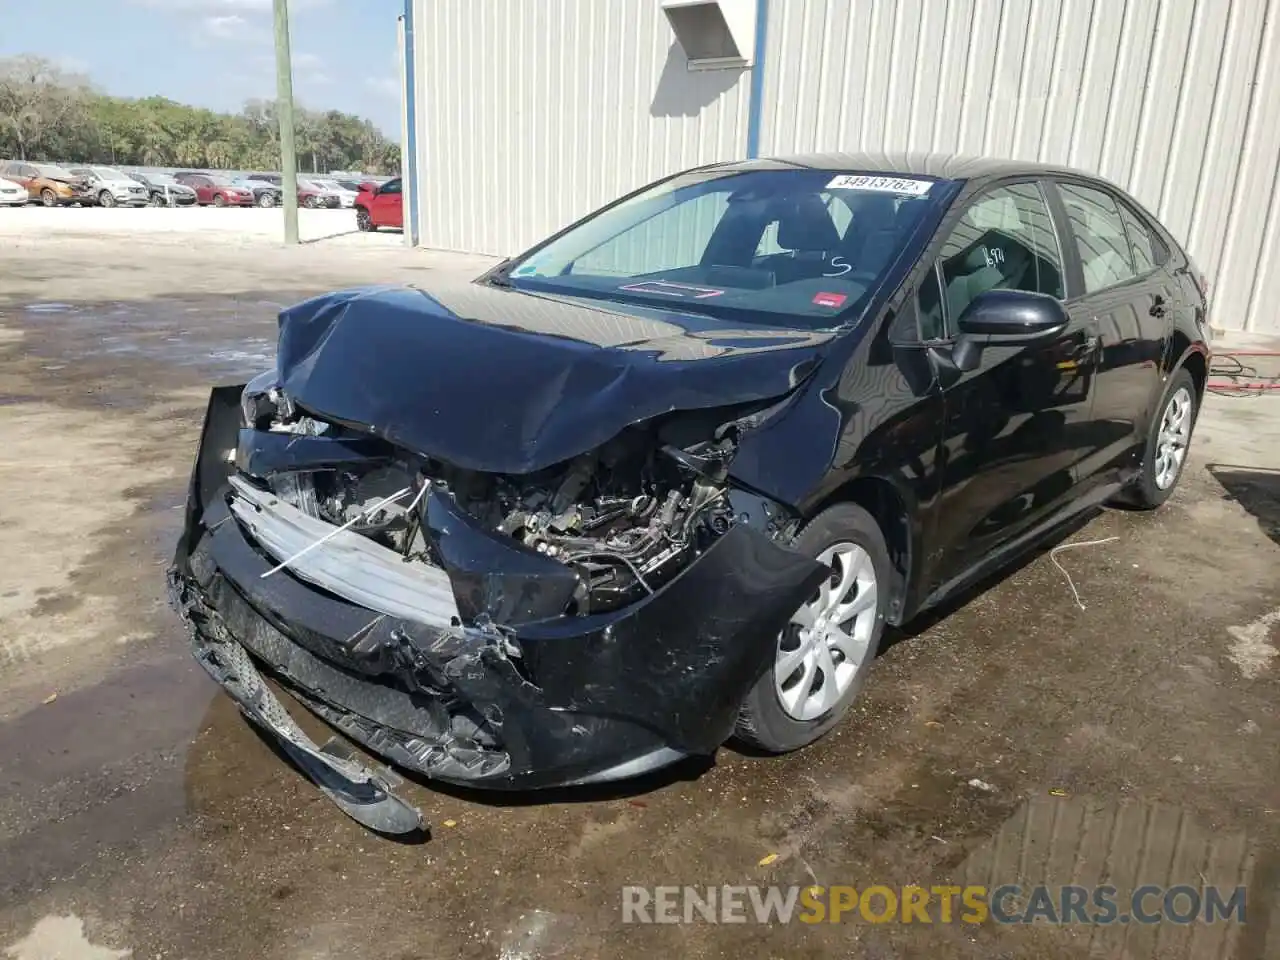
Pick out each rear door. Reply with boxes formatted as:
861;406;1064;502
8;164;38;196
923;180;1102;591
374;177;403;228
191;176;212;204
1048;180;1172;491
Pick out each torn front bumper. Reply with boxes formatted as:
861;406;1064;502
169;387;827;803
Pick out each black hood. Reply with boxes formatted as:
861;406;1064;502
275;283;835;474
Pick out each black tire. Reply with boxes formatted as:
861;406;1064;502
356;207;374;232
98;190;116;208
257;191;275;207
40;188;57;207
735;502;890;753
213;193;227;208
1125;367;1199;509
149;193;165;207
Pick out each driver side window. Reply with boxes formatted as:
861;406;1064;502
919;182;1064;339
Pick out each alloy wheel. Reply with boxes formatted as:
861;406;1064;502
1154;386;1192;489
775;542;878;721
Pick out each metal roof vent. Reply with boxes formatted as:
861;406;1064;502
661;0;758;70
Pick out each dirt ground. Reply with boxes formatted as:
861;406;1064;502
0;231;1277;960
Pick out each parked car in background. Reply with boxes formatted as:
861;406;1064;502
310;178;358;208
128;171;198;207
247;172;282;186
68;166;151;207
175;173;255;207
334;178;373;193
0;161;91;206
297;178;342;208
232;177;281;207
354;176;402;231
0;176;27;205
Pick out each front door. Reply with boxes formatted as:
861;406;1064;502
921;181;1101;594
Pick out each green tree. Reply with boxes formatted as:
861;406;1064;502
0;55;400;174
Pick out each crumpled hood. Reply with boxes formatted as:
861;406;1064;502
275;283;835;474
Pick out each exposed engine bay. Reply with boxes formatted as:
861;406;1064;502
257;401;797;618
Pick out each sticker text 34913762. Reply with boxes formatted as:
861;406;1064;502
825;175;933;196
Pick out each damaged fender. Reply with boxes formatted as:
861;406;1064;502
170;387;830;803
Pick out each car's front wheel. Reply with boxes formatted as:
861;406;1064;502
735;502;889;753
257;192;275;207
98;190;116;208
40;188;57;207
1126;367;1199;509
213;193;227;208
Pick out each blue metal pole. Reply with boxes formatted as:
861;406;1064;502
745;0;769;159
402;0;421;245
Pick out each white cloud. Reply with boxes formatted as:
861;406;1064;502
132;0;330;12
53;56;91;75
201;13;249;38
292;52;330;85
365;76;400;99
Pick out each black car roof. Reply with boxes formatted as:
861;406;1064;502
721;151;1104;185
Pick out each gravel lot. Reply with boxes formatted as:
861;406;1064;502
0;226;1277;960
0;204;408;247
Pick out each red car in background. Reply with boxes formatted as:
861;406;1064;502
174;173;255;207
355;177;403;232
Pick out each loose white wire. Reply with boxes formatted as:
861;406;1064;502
260;484;420;579
1048;536;1119;610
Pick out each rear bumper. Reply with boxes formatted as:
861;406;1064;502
169;387;825;792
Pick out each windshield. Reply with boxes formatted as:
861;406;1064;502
208;176;236;186
34;164;75;179
504;168;945;328
149;173;177;185
94;167;130;181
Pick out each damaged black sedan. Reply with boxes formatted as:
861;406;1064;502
170;154;1209;833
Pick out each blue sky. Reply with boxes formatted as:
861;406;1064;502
0;0;405;134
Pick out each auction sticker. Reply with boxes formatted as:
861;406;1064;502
812;292;848;308
825;174;933;195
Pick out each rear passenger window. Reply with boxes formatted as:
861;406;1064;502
1059;183;1137;293
931;182;1064;332
1117;200;1163;274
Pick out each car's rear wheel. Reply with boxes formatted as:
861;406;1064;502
356;207;374;232
40;188;57;207
213;193;227;208
1126;367;1198;509
735;502;889;753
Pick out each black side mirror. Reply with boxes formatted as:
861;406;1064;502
946;289;1068;373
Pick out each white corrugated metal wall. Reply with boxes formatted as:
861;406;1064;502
759;0;1280;333
411;0;752;256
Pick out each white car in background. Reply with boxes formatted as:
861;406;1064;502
310;178;358;208
0;176;27;205
68;166;151;207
